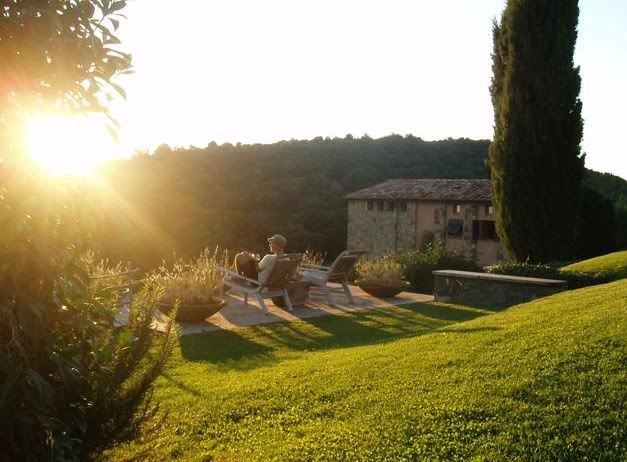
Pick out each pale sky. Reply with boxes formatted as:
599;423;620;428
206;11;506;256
103;0;626;179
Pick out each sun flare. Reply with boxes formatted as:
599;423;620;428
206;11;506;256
26;116;118;176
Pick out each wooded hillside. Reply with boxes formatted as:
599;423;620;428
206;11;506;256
93;136;625;269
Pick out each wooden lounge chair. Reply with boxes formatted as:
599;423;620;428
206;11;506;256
299;249;366;306
220;253;303;313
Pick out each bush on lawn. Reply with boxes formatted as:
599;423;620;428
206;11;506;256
396;243;479;294
485;261;610;289
0;180;178;461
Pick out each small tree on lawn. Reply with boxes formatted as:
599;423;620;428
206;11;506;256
488;0;585;263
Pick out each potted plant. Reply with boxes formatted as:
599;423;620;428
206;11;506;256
152;248;228;322
355;255;410;298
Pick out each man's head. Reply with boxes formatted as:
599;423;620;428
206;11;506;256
267;234;287;254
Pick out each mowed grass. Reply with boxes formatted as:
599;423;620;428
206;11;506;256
562;250;627;280
99;281;627;461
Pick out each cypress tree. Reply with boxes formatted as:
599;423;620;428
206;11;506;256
489;0;585;263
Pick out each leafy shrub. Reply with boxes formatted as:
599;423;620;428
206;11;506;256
419;230;439;251
84;272;179;453
485;261;611;289
0;182;178;461
355;255;406;286
395;244;479;294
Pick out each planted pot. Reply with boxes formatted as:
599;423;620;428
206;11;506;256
158;296;226;322
356;280;411;298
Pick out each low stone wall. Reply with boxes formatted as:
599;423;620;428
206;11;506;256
432;270;567;309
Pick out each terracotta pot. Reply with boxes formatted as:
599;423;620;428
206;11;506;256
157;297;226;322
355;280;411;298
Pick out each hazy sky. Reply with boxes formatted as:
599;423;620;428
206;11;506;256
107;0;626;178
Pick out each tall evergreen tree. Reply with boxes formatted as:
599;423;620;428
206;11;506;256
489;0;585;263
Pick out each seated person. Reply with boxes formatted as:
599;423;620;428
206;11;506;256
234;234;287;284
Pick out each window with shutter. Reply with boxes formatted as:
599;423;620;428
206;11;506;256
472;220;497;240
447;219;464;238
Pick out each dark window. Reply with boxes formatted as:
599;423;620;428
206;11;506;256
398;201;407;212
485;204;493;215
376;201;384;211
472;220;497;240
386;201;395;211
434;209;441;225
447;219;464;238
367;201;373;211
454;204;462;214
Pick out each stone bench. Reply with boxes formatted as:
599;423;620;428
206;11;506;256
432;270;567;309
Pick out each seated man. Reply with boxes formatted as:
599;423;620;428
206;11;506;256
234;234;287;284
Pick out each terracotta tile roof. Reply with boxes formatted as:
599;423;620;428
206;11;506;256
345;179;492;202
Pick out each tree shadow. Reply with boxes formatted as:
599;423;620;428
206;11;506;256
403;302;494;321
179;301;495;371
161;372;204;397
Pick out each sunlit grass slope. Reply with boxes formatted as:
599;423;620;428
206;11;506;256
100;281;627;461
562;250;627;280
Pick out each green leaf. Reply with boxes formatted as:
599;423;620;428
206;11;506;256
104;34;121;45
105;110;121;128
110;1;127;14
106;124;120;143
110;81;126;99
118;328;134;345
92;21;113;39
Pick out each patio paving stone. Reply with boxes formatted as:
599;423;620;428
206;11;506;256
162;283;433;335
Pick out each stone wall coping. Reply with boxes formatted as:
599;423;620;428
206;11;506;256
432;270;567;287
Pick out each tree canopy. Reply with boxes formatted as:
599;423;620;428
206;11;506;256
488;0;585;263
0;0;131;158
94;136;491;268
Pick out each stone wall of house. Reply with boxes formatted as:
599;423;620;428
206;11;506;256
433;203;447;243
347;200;416;255
347;199;507;265
462;204;479;257
439;202;506;266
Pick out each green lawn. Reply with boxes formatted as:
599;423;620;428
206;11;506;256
561;250;627;280
98;280;627;461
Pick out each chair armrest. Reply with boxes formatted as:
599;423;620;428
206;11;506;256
300;264;330;272
218;267;261;287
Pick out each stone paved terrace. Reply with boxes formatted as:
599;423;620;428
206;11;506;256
154;283;433;336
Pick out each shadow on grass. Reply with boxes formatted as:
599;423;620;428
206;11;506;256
161;372;204;397
180;301;495;370
181;329;275;365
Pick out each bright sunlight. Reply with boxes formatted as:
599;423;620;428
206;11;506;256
26;116;119;176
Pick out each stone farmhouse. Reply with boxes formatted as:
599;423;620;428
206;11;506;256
346;179;506;266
